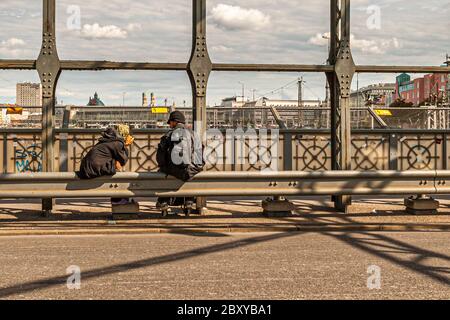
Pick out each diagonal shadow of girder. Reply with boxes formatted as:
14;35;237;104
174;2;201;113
327;231;450;286
273;211;450;286
0;231;299;298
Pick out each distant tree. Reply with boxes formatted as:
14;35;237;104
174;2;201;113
389;98;413;108
419;97;431;106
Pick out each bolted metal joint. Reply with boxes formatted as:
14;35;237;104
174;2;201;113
187;0;212;98
36;34;61;99
188;38;212;97
334;39;356;98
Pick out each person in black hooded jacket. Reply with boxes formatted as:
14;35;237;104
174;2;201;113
156;111;204;215
78;127;134;206
78;127;129;179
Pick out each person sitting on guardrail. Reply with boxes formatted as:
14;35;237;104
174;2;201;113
156;111;205;216
77;125;134;206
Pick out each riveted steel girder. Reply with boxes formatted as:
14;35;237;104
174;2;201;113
188;0;212;136
36;0;61;213
328;0;355;212
36;0;61;174
1;60;449;74
187;0;212;212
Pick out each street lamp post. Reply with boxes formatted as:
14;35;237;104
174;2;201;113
238;81;245;102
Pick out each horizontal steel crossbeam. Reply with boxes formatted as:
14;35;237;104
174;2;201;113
1;59;449;74
0;171;442;199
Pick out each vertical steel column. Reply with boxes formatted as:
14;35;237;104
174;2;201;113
59;106;70;172
36;0;61;214
389;133;398;170
328;0;355;213
187;0;212;214
442;133;447;170
2;133;7;174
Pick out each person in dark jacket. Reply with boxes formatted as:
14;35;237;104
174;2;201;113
156;111;204;214
78;127;129;179
78;127;134;205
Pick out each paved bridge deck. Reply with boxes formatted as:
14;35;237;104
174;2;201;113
1;196;450;236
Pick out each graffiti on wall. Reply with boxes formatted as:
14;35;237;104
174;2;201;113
14;143;42;173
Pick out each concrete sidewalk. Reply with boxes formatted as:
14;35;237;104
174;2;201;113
1;197;450;236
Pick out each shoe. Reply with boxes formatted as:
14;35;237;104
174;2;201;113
111;199;129;206
160;202;170;217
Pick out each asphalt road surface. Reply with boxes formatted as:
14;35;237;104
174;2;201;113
0;232;449;299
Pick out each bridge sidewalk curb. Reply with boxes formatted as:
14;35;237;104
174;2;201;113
0;223;449;237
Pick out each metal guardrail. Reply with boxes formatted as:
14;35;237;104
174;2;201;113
0;170;445;199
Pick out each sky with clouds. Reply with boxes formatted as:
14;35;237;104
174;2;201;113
0;0;448;106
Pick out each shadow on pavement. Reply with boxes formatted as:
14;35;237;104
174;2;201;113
0;231;299;298
267;212;450;286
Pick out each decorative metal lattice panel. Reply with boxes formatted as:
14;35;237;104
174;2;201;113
398;134;443;171
293;134;332;171
8;134;43;173
1;131;449;174
351;134;389;171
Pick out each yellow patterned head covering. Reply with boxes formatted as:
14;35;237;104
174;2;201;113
117;124;130;139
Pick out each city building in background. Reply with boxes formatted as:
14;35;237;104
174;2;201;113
72;105;172;129
142;93;148;107
218;96;246;108
395;72;449;106
16;82;42;107
218;96;322;109
87;92;105;106
445;54;450;100
2;59;450;130
246;97;322;108
350;83;396;108
0;83;43;127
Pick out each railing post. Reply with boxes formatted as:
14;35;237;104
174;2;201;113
389;133;399;170
59;106;70;172
2;133;7;174
328;0;355;213
187;0;212;214
36;0;61;215
283;132;293;171
442;133;447;170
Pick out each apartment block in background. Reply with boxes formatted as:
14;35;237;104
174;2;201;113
16;82;42;107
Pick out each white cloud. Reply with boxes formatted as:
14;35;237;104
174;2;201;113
420;4;440;12
0;37;26;57
126;23;142;32
211;45;233;53
308;32;402;55
308;33;330;46
351;35;402;54
209;4;270;31
81;23;128;39
58;90;75;97
1;37;25;47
